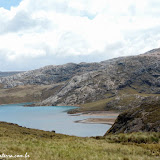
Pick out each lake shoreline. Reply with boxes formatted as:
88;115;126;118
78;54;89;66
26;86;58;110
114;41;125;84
0;104;111;137
75;118;116;125
0;103;119;126
72;111;119;125
24;103;120;125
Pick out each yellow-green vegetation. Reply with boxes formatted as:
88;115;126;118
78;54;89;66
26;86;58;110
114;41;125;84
118;86;160;97
69;87;160;113
129;100;160;125
106;100;160;134
80;97;114;111
0;84;63;105
0;122;160;160
68;97;114;114
105;132;160;144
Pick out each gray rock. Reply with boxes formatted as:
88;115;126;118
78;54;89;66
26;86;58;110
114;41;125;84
39;49;160;106
0;62;105;88
1;48;160;107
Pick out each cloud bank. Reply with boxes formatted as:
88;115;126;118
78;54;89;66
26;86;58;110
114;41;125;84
1;0;160;71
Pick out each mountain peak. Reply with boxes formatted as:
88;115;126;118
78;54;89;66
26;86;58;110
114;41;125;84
140;48;160;57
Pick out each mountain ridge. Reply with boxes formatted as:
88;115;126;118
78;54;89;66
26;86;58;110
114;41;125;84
0;48;160;112
0;62;105;88
1;48;160;134
0;71;23;77
37;50;160;107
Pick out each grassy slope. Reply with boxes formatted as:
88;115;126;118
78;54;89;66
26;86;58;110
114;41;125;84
108;100;160;134
0;84;63;105
69;87;160;113
0;122;159;160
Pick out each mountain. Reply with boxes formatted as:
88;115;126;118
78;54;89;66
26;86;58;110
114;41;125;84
0;48;160;111
0;63;105;88
0;62;105;104
0;71;23;77
38;48;160;109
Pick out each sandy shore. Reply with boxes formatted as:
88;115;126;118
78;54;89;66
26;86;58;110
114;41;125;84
78;111;119;117
75;118;116;125
73;111;119;125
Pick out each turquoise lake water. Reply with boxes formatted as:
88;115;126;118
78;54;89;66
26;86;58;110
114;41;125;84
0;103;111;137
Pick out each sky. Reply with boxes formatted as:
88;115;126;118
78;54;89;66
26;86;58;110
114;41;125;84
0;0;21;10
0;0;160;71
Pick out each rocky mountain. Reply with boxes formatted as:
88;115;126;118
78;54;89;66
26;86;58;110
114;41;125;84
38;48;160;107
1;48;160;110
0;71;23;77
106;97;160;134
0;62;106;105
0;63;104;88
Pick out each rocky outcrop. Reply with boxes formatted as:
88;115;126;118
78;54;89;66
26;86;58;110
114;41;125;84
38;48;160;106
0;71;23;77
0;63;104;88
1;48;160;107
106;97;160;134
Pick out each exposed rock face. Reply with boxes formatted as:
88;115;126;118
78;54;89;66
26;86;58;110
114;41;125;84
0;71;23;77
106;97;160;134
0;63;104;88
1;48;160;107
39;48;160;106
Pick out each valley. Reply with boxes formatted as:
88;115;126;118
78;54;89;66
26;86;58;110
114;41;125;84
0;48;160;159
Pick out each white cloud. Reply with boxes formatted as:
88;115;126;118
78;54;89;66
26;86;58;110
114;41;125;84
0;0;160;71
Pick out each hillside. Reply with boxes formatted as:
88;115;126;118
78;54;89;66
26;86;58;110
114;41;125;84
0;71;23;77
0;48;160;111
0;63;104;88
0;63;104;104
0;121;159;160
38;48;160;109
106;98;160;134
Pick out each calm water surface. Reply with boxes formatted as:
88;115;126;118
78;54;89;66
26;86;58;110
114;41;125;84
0;103;111;137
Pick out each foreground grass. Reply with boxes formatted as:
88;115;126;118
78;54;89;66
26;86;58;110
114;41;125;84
0;122;159;160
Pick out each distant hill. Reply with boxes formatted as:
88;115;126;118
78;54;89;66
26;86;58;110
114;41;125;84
38;48;160;108
0;63;104;88
0;71;23;77
1;49;160;137
0;48;160;112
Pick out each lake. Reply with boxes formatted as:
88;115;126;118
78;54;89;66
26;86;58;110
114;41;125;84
0;103;111;137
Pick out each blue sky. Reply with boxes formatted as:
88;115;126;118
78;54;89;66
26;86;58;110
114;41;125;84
0;0;21;10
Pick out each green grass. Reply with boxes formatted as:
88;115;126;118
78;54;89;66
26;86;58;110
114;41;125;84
118;86;160;97
81;97;114;110
0;122;160;160
105;132;160;144
0;83;64;105
69;87;160;114
68;96;115;113
129;101;160;125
